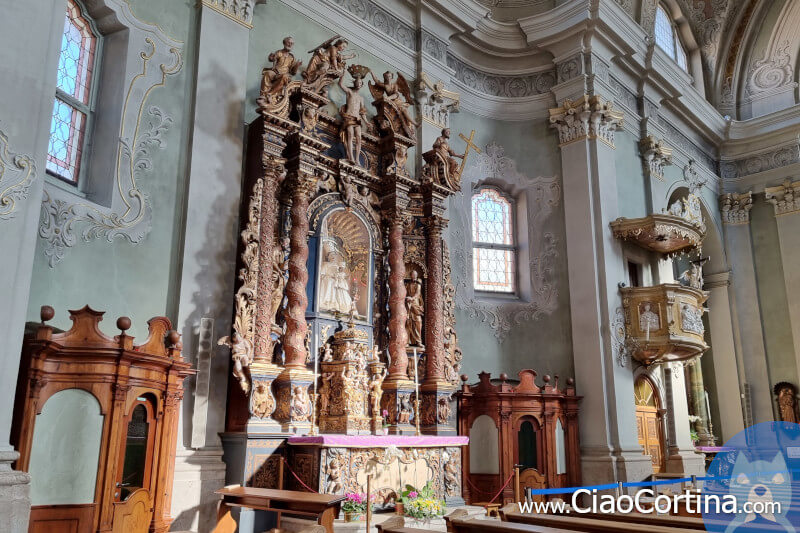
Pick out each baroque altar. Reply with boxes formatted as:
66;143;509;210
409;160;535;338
220;35;471;529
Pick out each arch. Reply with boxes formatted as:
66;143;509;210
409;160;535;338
516;416;540;471
634;375;666;473
469;414;500;474
29;388;104;505
555;417;567;475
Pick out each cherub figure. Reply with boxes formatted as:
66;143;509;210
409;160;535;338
303;36;356;91
218;331;253;393
370;344;381;362
325;456;343;494
368;70;417;131
260;36;302;96
321;342;333;362
337;73;367;164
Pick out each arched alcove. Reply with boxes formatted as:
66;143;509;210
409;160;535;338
29;388;104;505
469;414;500;474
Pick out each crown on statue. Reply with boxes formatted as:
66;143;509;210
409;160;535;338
347;64;370;80
334;324;369;342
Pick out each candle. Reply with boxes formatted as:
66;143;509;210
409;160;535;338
413;348;419;398
646;321;650;342
313;347;319;397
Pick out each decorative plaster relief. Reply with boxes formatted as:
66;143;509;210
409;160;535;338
417;73;460;129
38;0;183;267
331;0;417;51
658;117;717;172
745;40;797;99
683;160;707;194
446;54;556;98
720;144;800;180
720;191;753;225
611;307;633;368
421;30;448;63
765;179;800;216
640;135;673;181
202;0;257;27
0;131;36;221
556;53;584;84
549;95;624;148
449;142;561;342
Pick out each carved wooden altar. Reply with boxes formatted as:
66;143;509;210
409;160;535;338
220;36;469;530
457;370;581;505
12;306;193;533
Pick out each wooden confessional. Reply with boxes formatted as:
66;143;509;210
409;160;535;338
11;306;193;533
457;370;581;504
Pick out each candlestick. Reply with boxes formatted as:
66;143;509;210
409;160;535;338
413;348;419;397
646;321;650;342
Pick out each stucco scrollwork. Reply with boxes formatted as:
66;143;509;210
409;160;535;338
449;142;561;342
0;130;37;220
745;40;796;98
38;0;183;267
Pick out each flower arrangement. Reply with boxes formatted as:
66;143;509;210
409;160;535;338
399;482;446;521
382;409;390;430
342;492;369;515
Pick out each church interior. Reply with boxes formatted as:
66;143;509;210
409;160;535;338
2;0;800;531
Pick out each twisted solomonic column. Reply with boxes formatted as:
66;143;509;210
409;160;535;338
386;212;409;379
282;172;316;369
424;215;448;383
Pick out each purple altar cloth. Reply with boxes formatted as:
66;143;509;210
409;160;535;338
287;435;469;448
695;446;735;453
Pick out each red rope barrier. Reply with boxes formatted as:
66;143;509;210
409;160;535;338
281;457;319;493
466;473;516;504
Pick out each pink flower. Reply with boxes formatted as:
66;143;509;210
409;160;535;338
409;491;418;499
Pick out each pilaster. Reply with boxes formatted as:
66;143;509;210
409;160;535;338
719;192;772;425
663;364;705;476
765;179;800;390
549;95;651;485
685;359;715;446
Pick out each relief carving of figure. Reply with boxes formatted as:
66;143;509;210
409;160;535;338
639;302;660;332
775;383;798;424
338;72;367;164
290;385;311;421
269;237;290;327
681;304;704;335
251;381;274;419
260;36;302;97
443;452;460;496
319;244;354;315
405;270;424;346
319;371;335;415
303;36;356;93
325;455;343;494
218;331;253;393
437;396;451;424
398;394;412;424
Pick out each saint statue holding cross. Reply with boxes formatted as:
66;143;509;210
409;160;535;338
429;128;480;183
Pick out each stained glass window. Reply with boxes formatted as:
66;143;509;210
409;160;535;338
471;188;515;293
47;0;99;184
654;5;688;73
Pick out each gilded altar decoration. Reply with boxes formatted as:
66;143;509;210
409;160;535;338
290;385;312;421
338;66;368;164
620;284;709;364
368;71;417;139
422;128;467;191
405;270;424;346
303;36;356;94
269;237;290;329
219;332;254;393
252;380;276;419
260;37;302;98
318;209;370;317
774;382;798;424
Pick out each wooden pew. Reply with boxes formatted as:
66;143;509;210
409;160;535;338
498;505;703;533
444;509;574;533
212;485;345;533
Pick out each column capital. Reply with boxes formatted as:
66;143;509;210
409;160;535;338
765;179;800;216
201;0;259;28
704;271;732;289
640;135;673;181
548;95;624;148
424;215;449;234
720;192;753;225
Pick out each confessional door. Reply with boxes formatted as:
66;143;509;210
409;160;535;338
634;378;664;473
112;397;157;533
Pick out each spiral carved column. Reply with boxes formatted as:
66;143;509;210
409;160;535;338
386;213;409;379
282;173;315;370
253;156;284;361
424;215;447;383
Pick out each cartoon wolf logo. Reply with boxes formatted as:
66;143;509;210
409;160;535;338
724;453;793;533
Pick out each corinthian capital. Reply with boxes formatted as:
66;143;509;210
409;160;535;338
765;179;800;216
549;95;624;148
202;0;256;27
640;135;673;181
720;192;753;225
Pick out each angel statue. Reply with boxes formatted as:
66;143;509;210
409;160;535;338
260;36;302;97
337;67;368;164
303;35;357;93
218;331;254;393
368;70;417;135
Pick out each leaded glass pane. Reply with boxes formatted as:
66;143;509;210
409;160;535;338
473;247;515;293
472;189;512;245
46;98;86;182
654;6;675;59
58;0;97;104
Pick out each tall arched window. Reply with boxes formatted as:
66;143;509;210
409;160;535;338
47;0;100;184
471;188;516;293
654;5;688;71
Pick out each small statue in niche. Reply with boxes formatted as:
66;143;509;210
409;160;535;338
218;331;254;393
368;70;417;132
325;455;344;494
431;128;465;177
405;270;424;346
269;237;290;329
337;68;368;165
303;36;356;92
260;36;302;97
319;371;335;415
319;244;354;314
290;385;311;421
437;396;451;424
443;452;460;496
398;394;413;424
321;342;333;362
775;382;798;424
369;368;388;415
251;381;274;419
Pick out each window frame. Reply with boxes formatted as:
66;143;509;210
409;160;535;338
470;185;518;295
654;4;689;73
46;0;103;189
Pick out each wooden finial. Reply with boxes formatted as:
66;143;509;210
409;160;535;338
117;316;132;333
167;330;182;349
499;373;508;382
543;374;551;383
566;377;575;386
40;305;55;323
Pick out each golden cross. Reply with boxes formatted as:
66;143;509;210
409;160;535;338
458;130;481;175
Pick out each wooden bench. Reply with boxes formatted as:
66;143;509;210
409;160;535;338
212;486;344;533
498;505;703;533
